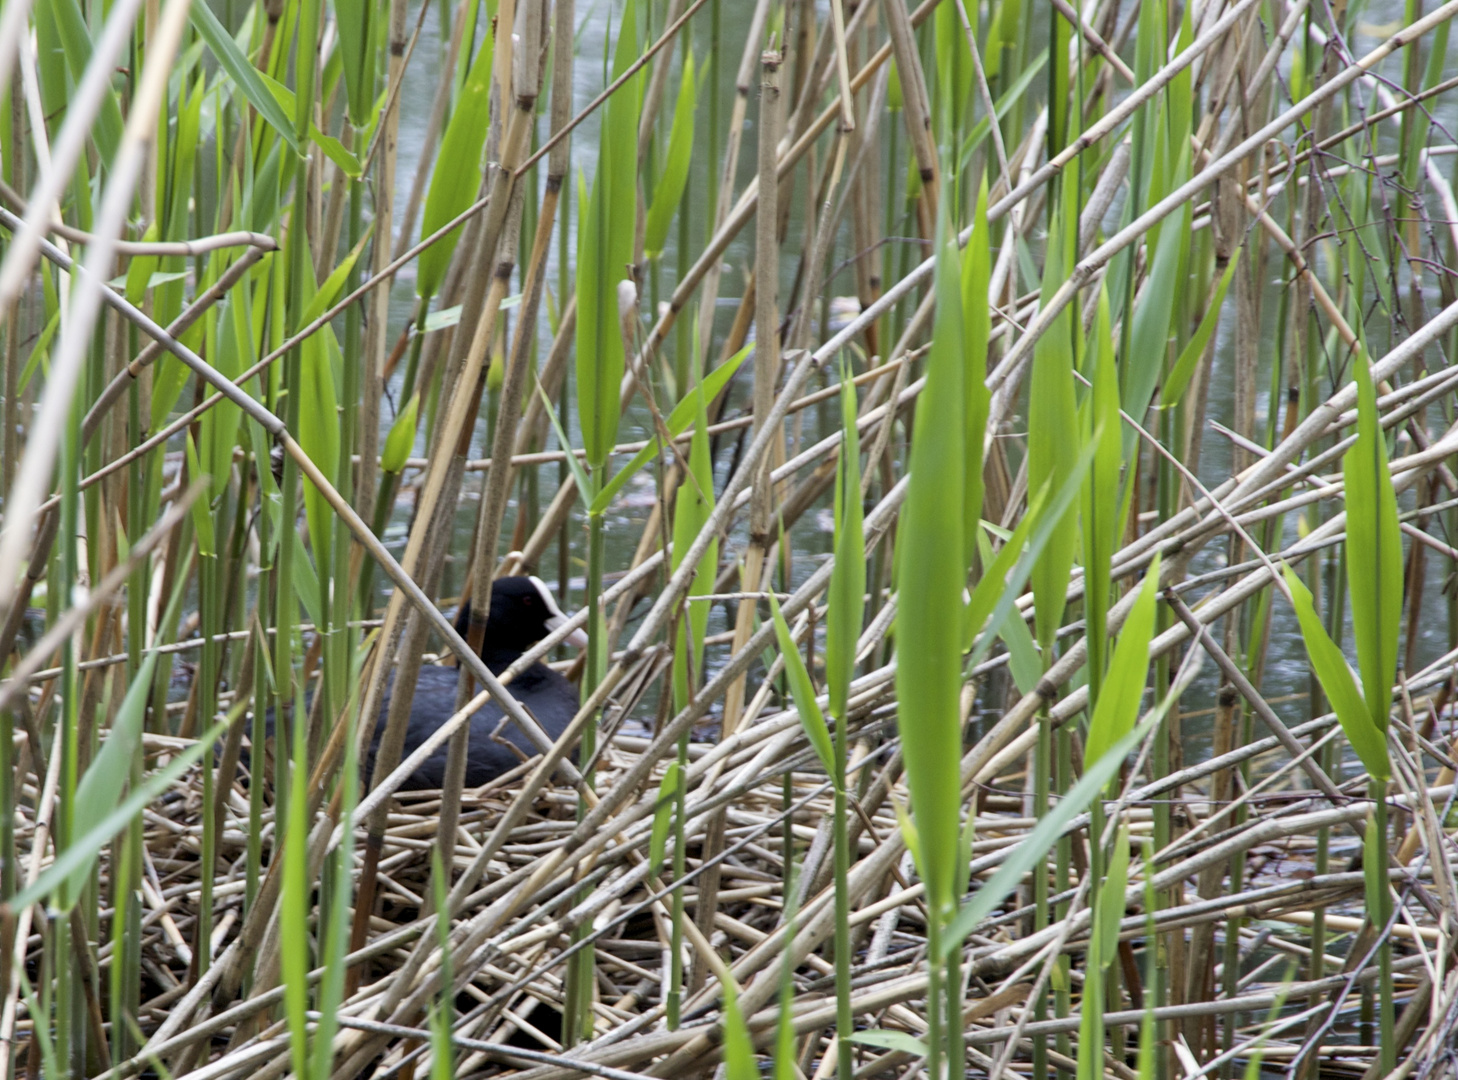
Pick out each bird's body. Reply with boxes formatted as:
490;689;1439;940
265;577;584;790
365;646;579;789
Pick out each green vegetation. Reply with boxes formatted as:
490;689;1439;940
3;1;1458;1078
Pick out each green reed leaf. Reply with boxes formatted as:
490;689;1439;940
944;709;1160;955
124;222;162;304
64;651;158;902
645;51;696;259
1283;564;1389;781
13;716;228;913
183;432;216;558
577;0;641;471
722;978;758;1080
591;343;750;515
895;223;966;915
1081;288;1122;702
827;367;865;725
1160;249;1240;409
47;0;124;163
189;1;300;155
534;377;595;505
962;177;992;573
1122;145;1191;446
849;1030;929;1057
1083;555;1160;772
382;392;421;473
1344;350;1402;733
650;761;681;876
258;73;364;177
334;0;377;128
671;381;718;711
418;27;495;300
1093;826;1129;972
769;594;835;781
1028;176;1080;651
965;507;1038;651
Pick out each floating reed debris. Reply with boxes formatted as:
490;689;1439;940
5;0;1458;1078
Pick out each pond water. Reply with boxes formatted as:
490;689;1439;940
375;0;1458;765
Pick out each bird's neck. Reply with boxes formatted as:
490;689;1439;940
476;646;525;674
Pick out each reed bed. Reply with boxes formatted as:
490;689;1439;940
5;0;1458;1077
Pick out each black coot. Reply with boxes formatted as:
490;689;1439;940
365;576;587;789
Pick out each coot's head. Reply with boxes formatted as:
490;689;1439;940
455;576;588;656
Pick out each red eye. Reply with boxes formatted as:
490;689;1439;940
524;597;534;605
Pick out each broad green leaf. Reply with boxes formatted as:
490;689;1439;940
281;673;312;1080
959;53;1046;164
649;762;681;875
576;0;641;470
1363;810;1383;919
943;709;1161;954
259;71;367;176
46;0;124;163
299;320;341;565
892;793;922;876
535;378;594;506
1168;3;1195;156
13;717;228;912
721;979;758;1080
1160;249;1240;408
428;1004;454;1080
18;308;60;395
382;392;421;472
1093;827;1129;971
123;222;162;304
965;509;1038;651
934;1;972;135
671;379;718;712
1082;555;1160;772
301;228;372;324
644;52;697;259
827;367;865;725
1047;0;1072;152
291;510;325;629
1078;826;1128;1080
334;0;377;127
183;434;216;558
999;604;1041;697
418;28;496;299
847;1030;929;1057
1344;351;1402;733
1081;288;1122;703
1122;146;1191;447
962;177;992;574
769;594;835;781
64;652;159;902
966;440;1098;673
189;1;301;155
895;221;966;915
590;344;750;515
293;229;369;557
1028;172;1080;651
1283;565;1389;781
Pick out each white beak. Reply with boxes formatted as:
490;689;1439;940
531;576;590;649
546;614;591;649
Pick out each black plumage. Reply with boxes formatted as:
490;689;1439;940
268;577;584;790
